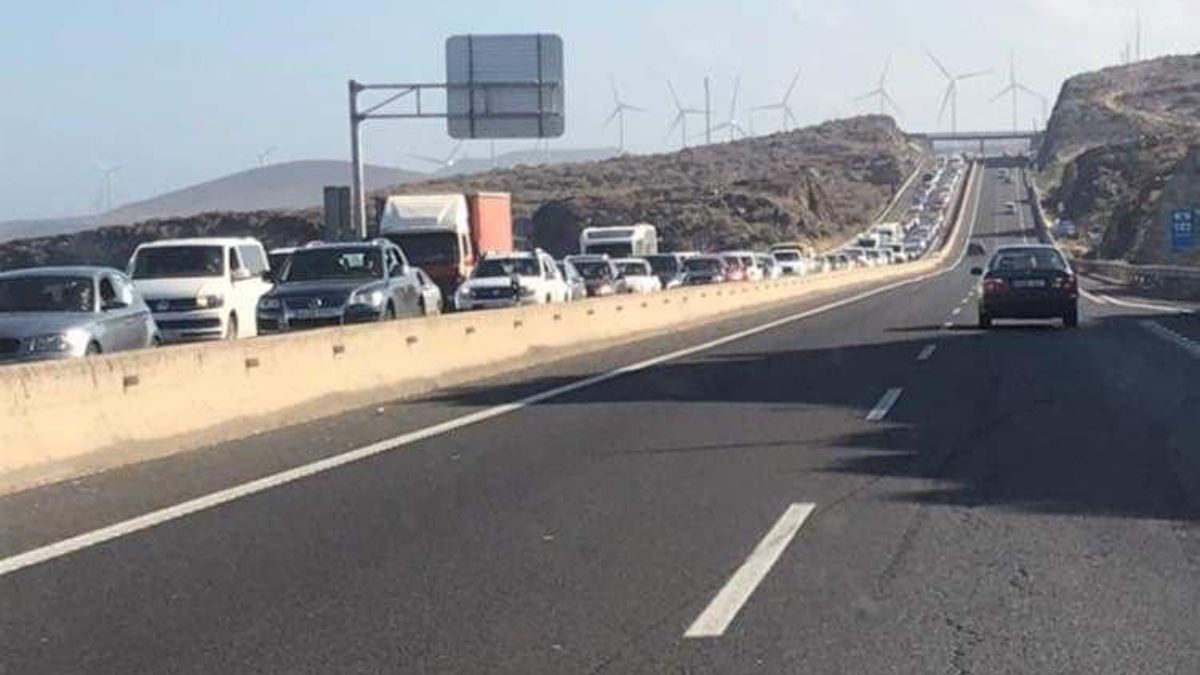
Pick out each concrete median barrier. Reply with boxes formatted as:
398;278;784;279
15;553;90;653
0;163;978;492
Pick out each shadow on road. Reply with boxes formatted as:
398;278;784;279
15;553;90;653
425;310;1200;522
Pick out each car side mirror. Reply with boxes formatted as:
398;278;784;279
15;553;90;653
261;270;275;283
970;267;984;276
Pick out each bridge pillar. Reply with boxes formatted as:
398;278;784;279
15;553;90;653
979;138;985;157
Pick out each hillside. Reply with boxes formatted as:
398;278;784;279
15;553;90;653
0;161;423;244
1037;53;1200;265
0;115;924;270
386;115;922;256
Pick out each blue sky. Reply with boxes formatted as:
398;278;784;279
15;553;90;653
1;0;1196;219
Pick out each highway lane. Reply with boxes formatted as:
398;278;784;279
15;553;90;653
3;161;1200;674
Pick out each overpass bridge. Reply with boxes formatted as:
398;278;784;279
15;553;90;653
909;129;1042;155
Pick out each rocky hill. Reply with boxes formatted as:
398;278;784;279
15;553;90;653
1038;54;1200;264
0;115;923;270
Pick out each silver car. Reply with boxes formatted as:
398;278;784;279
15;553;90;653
0;266;159;364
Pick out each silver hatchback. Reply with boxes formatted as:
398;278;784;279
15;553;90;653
0;267;160;364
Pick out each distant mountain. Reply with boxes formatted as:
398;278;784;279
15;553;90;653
421;147;620;177
0;161;424;244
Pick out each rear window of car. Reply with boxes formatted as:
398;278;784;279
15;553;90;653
989;249;1067;272
685;258;721;272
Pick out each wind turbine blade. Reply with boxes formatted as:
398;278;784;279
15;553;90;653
854;89;883;102
925;48;952;80
603;107;621;128
665;113;683;141
783;68;802;102
956;69;992;81
1015;83;1042;98
991;85;1016;102
667;79;683;109
610;76;619;104
624;104;647;113
729;77;741;120
785;108;800;128
409;154;444;165
751;103;782;111
937;85;954;123
882;91;902;115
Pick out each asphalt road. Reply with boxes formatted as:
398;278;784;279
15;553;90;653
3;160;1200;674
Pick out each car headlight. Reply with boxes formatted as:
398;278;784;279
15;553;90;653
258;297;281;310
349;289;385;306
27;329;89;354
195;294;224;309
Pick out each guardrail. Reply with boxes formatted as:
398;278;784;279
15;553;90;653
1026;176;1200;297
0;162;978;493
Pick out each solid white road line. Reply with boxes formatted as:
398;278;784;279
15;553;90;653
0;155;989;580
917;344;937;362
942;320;955;329
866;388;904;422
1097;293;1193;315
1140;320;1200;359
951;307;963;316
684;502;816;638
1079;289;1109;305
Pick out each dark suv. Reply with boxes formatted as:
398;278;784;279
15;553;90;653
256;240;423;333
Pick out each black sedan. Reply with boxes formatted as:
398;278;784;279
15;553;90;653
256;240;423;333
971;245;1078;328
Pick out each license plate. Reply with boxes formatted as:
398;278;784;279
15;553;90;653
291;309;317;319
1012;278;1046;289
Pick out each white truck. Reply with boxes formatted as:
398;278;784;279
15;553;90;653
870;221;903;243
579;223;658;257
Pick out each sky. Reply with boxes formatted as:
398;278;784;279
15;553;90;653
1;0;1197;220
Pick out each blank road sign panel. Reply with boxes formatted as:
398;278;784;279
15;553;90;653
446;34;564;139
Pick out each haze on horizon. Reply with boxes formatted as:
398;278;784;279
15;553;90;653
1;0;1196;221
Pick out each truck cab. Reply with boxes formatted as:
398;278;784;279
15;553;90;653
378;193;513;308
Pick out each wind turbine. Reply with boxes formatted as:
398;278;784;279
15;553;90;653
256;146;276;167
710;77;749;141
855;56;901;117
926;49;990;134
604;77;645;154
752;68;802;132
991;52;1043;133
93;159;124;213
409;141;464;172
665;80;704;148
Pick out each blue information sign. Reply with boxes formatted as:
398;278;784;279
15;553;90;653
1170;208;1195;251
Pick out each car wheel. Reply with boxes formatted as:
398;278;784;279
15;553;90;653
151;334;162;348
1063;309;1078;328
85;342;102;356
978;311;992;329
384;303;397;321
224;314;239;340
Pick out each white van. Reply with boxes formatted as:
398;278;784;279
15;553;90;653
128;237;273;342
579;224;658;257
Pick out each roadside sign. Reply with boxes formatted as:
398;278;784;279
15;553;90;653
445;34;564;140
1170;208;1195;251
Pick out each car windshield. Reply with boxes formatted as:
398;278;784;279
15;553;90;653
644;256;680;275
0;276;94;313
473;258;539;278
773;251;801;261
132;246;224;279
572;260;615;280
989;249;1067;272
685;258;722;272
284;248;384;281
384;231;458;266
617;262;650;276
